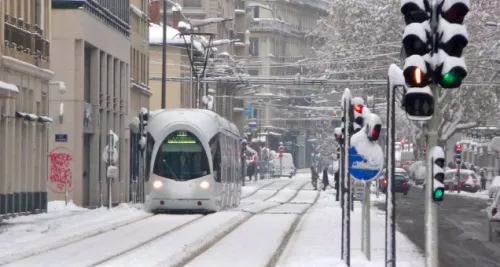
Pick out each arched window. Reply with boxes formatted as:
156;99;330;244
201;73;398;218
153;130;210;181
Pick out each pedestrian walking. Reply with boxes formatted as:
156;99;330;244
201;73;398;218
322;168;330;191
310;166;319;190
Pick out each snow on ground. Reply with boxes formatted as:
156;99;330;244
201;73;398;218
446;190;490;200
5;214;201;267
276;190;424;267
185;213;298;267
289;190;319;204
96;211;250;267
266;188;300;203
0;201;150;264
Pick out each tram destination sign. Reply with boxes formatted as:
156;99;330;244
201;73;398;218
167;130;197;144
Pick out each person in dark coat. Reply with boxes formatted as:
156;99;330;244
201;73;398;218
334;170;339;190
322;168;330;191
310;166;319;190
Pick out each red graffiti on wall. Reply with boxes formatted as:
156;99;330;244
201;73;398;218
48;147;74;194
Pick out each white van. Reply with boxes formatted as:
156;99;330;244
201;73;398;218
272;153;296;178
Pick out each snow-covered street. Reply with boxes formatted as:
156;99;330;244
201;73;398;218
0;172;424;267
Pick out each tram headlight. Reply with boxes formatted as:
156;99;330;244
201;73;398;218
153;180;163;189
200;181;210;189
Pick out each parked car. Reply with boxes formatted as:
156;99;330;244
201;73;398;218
379;174;410;195
489;176;500;198
442;169;480;192
396;167;408;178
487;191;500;241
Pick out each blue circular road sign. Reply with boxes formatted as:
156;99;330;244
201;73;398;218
349;146;383;181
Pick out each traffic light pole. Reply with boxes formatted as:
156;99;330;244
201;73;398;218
342;89;352;266
385;78;397;267
425;2;440;266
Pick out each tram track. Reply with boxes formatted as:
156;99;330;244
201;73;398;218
172;181;314;267
3;179;309;267
0;213;155;266
240;179;280;199
265;190;321;267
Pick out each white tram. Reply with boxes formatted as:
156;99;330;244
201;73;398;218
144;109;242;213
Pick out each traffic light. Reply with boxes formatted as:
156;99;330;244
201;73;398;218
455;143;462;165
400;1;434;121
241;138;248;157
364;113;382;142
279;145;284;157
334;127;343;144
352;97;364;133
402;86;434;121
430;146;445;202
435;0;469;89
138;108;149;151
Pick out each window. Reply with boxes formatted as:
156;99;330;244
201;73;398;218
209;134;221;183
153;130;210;181
249;38;259;56
248;69;259;76
253;7;260;18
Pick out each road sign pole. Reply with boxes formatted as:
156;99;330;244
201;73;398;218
363;181;371;260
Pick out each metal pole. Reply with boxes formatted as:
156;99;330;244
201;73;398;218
385;82;396;267
425;2;439;266
190;33;194;108
107;131;113;210
340;143;345;259
161;0;167;109
364;181;371;260
342;91;352;266
65;181;68;206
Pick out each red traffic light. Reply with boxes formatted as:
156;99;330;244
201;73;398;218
279;146;284;153
456;144;462;151
401;139;406;144
354;104;363;114
441;1;469;24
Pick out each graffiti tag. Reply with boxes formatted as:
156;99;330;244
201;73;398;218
48;147;74;193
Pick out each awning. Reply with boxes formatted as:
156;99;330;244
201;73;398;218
0;80;19;99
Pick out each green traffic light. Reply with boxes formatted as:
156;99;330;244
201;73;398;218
441;69;464;88
433;188;444;201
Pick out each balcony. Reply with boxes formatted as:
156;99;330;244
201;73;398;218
3;14;50;69
250;18;291;34
304;0;330;12
233;32;247;47
183;0;202;8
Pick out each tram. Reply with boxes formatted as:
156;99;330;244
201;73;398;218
143;109;242;213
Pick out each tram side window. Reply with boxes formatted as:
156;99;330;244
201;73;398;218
209;134;222;183
219;133;227;183
145;133;155;181
153;130;210;181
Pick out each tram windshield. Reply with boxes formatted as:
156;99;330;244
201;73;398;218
153;130;210;181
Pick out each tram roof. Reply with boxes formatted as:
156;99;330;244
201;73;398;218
148;109;240;140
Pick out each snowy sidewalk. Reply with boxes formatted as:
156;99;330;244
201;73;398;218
0;201;149;264
276;191;424;267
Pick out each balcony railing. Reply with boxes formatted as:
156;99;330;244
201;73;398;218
3;14;50;68
184;0;202;8
250;18;292;34
304;0;330;11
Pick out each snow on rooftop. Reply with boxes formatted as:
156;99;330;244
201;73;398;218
149;24;204;53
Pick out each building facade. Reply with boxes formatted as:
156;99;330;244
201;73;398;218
160;0;248;135
49;0;133;207
244;0;329;168
0;0;54;216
